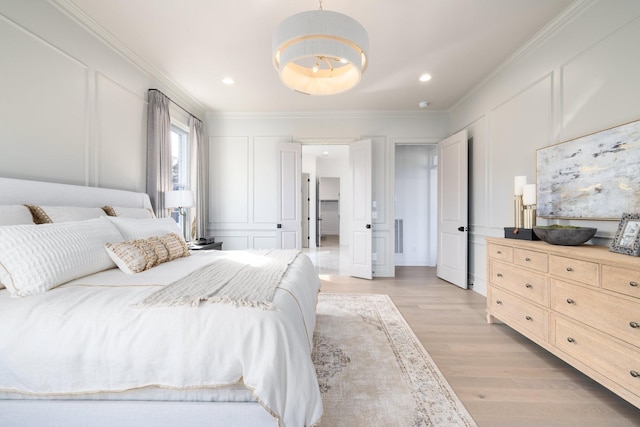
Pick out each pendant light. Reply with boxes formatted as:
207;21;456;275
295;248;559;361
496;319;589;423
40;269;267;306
272;0;369;95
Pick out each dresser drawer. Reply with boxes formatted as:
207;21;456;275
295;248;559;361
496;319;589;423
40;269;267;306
553;315;640;398
549;255;598;287
602;264;640;300
514;248;548;272
487;242;513;262
489;287;548;342
551;279;640;346
490;260;548;306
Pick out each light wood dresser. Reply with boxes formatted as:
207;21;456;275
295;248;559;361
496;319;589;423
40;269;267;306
486;237;640;408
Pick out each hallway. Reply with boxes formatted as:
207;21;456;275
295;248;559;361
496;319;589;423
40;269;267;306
302;235;350;276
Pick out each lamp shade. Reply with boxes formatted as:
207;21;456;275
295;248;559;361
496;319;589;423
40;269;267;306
273;9;368;95
164;190;194;209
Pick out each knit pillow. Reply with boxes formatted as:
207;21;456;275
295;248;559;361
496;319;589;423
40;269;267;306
105;232;189;275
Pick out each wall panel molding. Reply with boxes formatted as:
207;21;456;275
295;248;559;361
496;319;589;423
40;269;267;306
95;72;147;191
0;14;89;185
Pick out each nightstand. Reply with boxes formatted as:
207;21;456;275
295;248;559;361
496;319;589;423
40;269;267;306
188;241;223;251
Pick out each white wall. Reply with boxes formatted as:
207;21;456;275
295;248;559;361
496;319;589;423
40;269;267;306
451;0;640;296
206;112;450;277
0;0;204;192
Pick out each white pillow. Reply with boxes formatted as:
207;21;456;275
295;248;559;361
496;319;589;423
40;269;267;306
106;216;182;240
26;205;106;224
0;217;124;297
102;206;155;219
0;205;34;225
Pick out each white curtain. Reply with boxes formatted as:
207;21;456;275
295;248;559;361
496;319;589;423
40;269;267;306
146;90;172;217
189;116;208;240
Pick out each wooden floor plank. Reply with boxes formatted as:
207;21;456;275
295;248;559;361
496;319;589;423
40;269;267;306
319;266;640;426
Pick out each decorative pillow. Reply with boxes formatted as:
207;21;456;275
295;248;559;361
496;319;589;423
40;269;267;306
106;216;182;240
105;232;189;274
0;217;123;297
25;205;107;224
0;205;34;226
101;206;155;219
159;232;191;260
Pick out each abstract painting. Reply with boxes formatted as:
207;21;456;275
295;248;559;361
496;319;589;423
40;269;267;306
537;119;640;219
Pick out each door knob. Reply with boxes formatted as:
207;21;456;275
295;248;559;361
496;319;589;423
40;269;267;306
366;224;371;229
457;226;467;232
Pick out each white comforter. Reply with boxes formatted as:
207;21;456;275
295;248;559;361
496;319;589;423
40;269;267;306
0;250;323;427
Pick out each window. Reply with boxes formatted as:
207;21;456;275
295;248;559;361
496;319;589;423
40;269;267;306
170;124;190;231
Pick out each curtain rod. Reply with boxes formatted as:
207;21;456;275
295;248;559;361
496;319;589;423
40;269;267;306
148;89;201;123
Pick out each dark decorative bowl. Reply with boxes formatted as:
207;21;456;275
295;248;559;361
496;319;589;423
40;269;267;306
532;226;597;246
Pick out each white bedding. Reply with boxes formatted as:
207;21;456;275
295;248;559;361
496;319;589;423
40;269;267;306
0;250;323;427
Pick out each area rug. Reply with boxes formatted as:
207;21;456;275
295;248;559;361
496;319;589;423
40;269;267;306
312;293;477;427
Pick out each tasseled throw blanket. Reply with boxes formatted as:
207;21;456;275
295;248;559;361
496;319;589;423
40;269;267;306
137;250;300;310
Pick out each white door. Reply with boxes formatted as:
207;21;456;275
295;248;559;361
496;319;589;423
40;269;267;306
277;142;302;249
349;139;372;279
437;130;468;288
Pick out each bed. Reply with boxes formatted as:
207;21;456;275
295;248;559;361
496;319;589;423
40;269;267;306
0;177;323;427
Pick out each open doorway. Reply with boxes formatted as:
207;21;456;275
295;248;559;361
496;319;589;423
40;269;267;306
394;144;438;266
318;177;340;246
301;144;350;275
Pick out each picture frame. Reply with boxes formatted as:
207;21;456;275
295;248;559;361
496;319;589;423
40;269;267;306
537;119;640;220
610;213;640;256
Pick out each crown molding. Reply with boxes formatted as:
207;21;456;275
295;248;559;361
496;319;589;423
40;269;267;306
49;0;207;119
206;110;450;120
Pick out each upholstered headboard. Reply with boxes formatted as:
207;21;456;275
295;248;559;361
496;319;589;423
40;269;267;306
0;177;153;211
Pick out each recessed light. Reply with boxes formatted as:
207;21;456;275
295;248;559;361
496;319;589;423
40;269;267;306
419;101;429;108
222;77;234;85
419;73;432;82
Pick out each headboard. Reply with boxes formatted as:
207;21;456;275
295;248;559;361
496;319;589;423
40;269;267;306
0;177;153;211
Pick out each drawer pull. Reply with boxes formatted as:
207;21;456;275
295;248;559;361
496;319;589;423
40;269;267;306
525;316;532;321
566;267;573;272
496;300;503;305
631;281;639;287
566;298;575;305
630;322;640;329
496;273;503;278
631;371;639;378
525;283;532;289
567;337;575;343
525;257;531;262
497;250;502;254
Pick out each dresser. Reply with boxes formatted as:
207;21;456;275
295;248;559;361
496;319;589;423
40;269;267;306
486;237;640;408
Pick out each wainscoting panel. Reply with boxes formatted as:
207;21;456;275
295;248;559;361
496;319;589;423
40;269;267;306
253;136;291;224
209;136;249;223
96;73;147;192
252;236;277;250
0;15;88;184
207;234;249;251
488;74;553;230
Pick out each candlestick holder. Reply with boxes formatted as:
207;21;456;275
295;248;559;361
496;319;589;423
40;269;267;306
523;205;537;229
514;195;524;228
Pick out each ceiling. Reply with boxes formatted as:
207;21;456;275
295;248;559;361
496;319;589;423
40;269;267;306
62;0;574;113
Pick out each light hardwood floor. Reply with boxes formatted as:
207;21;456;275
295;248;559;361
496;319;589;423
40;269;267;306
319;267;640;427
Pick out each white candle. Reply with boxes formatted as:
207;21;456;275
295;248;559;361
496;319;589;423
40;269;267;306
514;176;527;196
523;184;537;205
